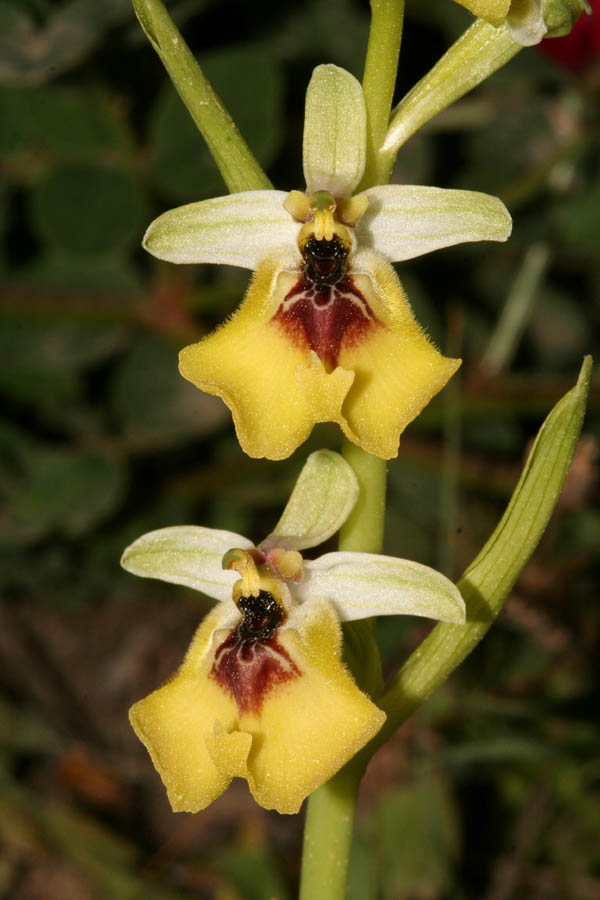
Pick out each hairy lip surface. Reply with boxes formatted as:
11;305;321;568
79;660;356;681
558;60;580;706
210;627;300;716
272;274;377;372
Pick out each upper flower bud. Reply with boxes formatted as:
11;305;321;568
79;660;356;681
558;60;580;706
455;0;589;45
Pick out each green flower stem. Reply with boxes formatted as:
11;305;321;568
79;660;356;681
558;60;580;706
338;439;387;554
359;0;405;190
299;442;387;899
358;356;592;763
131;0;271;193
300;1;400;886
299;763;362;900
381;19;520;172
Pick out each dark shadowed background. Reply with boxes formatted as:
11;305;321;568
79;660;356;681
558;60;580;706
1;0;599;897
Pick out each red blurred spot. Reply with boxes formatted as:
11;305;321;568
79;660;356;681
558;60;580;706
539;2;600;71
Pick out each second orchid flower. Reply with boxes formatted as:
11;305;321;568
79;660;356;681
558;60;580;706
144;65;512;460
124;451;465;814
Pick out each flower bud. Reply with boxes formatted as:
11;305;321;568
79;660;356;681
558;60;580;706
509;0;589;46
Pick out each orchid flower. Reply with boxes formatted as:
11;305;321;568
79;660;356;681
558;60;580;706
142;64;512;461
124;451;465;814
454;0;587;45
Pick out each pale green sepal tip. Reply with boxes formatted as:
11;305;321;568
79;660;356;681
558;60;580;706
462;355;592;602
261;450;359;553
142;190;297;269
120;525;253;602
300;552;466;625
303;64;367;198
357;185;512;262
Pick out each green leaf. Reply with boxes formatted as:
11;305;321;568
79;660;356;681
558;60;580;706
0;316;125;407
0;430;126;546
110;335;227;450
150;46;282;200
364;356;592;755
19;251;142;293
29;166;147;255
373;777;458;900
220;848;291;900
460;355;591;607
0;85;132;166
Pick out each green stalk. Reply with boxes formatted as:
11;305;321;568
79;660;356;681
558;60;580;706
299;763;362;900
381;19;520;173
359;0;405;189
299;3;403;889
338;439;387;553
358;356;592;763
298;444;387;900
132;0;271;193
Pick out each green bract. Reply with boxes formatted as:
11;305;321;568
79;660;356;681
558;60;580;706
455;0;587;46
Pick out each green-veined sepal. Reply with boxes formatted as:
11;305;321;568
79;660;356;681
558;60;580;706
298;552;466;624
143;190;298;268
303;64;367;198
121;525;253;601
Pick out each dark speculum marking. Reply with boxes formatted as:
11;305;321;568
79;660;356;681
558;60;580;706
302;234;348;285
210;591;300;716
272;235;378;371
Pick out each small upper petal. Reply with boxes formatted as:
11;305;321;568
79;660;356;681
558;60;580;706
143;190;299;269
299;552;466;624
303;64;367;198
261;450;359;552
355;185;512;262
121;525;253;602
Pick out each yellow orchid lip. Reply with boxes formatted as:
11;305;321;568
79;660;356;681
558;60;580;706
210;587;299;718
272;234;381;375
143;63;511;460
179;248;459;459
129;591;386;814
123;450;466;814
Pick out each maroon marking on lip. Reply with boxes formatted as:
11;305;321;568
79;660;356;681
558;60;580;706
209;591;301;716
272;275;378;372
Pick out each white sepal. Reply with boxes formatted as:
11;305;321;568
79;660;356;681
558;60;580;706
261;450;359;552
303;65;367;198
121;525;253;602
355;185;512;262
298;552;466;624
143;190;299;269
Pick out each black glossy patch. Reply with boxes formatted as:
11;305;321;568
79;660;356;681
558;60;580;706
302;234;348;287
210;591;300;716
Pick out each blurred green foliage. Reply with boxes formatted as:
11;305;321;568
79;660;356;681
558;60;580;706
0;0;599;898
